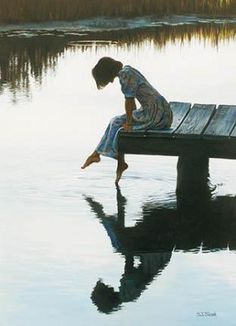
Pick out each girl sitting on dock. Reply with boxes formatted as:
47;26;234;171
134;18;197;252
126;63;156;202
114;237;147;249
81;57;172;184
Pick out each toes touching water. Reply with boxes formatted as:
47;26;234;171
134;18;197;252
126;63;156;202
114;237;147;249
82;151;128;184
115;162;128;185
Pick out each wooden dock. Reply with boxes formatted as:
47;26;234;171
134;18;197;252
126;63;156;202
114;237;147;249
118;102;236;159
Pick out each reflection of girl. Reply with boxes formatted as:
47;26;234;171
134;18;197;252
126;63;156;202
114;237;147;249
81;57;173;184
91;252;172;314
84;194;172;314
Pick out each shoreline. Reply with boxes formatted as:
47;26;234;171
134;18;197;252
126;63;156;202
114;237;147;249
0;14;236;33
1;12;236;25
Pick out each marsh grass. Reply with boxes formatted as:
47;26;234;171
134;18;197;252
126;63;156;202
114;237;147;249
0;0;235;24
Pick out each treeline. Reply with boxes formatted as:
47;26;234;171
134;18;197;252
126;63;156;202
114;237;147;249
0;0;235;24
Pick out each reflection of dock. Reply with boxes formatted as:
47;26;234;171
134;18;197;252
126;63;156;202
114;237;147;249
119;101;236;159
85;188;236;255
120;195;236;252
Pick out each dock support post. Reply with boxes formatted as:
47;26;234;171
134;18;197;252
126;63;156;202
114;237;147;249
176;154;211;207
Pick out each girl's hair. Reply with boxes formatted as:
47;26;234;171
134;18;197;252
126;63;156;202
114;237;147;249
92;57;122;89
91;280;121;314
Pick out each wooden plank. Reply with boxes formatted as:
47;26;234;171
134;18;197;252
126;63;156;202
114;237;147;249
204;105;236;138
118;102;236;160
147;101;191;136
174;103;216;138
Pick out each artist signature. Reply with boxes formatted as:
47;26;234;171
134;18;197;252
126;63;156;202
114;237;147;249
197;312;217;317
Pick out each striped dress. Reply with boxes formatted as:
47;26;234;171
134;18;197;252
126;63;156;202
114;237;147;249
119;65;172;129
96;65;173;159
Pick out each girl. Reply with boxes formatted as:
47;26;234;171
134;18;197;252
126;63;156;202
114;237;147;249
81;57;172;184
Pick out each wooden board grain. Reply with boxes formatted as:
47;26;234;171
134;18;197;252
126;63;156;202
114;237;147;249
174;104;216;138
204;105;236;138
168;101;192;133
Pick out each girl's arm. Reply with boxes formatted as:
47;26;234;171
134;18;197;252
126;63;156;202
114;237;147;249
123;98;136;131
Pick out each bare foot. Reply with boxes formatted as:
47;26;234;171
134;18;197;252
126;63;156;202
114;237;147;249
81;153;100;169
115;162;128;185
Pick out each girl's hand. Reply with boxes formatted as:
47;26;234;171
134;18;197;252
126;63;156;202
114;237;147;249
123;122;133;132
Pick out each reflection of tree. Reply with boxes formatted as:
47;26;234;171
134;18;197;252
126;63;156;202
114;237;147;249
85;176;236;313
0;36;67;99
1;22;236;97
85;22;236;48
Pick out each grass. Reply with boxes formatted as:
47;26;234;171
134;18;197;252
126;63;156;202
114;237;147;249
0;0;235;24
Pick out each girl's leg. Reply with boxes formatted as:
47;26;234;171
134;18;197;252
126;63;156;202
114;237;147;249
82;114;129;183
82;114;126;170
81;150;100;169
96;114;126;158
115;153;128;185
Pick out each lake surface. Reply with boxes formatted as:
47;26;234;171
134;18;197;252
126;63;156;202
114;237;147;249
0;18;236;326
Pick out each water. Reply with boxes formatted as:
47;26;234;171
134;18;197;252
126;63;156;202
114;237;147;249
0;20;236;326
